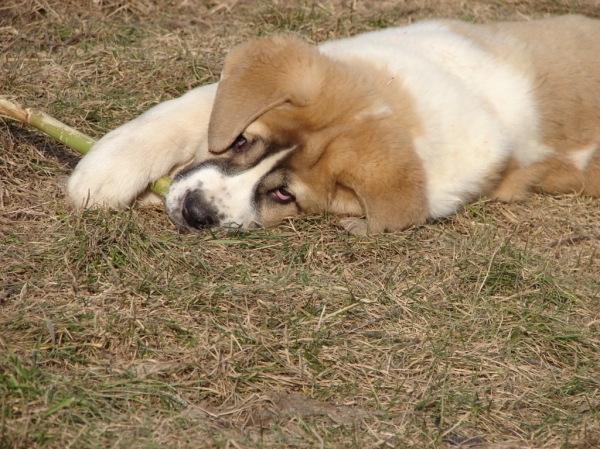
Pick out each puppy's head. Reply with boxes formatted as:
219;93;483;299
166;34;428;234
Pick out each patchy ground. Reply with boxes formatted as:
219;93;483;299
1;0;600;447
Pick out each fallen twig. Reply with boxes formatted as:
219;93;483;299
544;234;599;250
0;97;171;197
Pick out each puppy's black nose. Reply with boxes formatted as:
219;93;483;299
182;193;214;229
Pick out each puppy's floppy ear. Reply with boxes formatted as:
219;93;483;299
208;35;319;154
333;131;429;234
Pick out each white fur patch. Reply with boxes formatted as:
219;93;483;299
354;101;392;121
166;147;294;229
569;144;597;171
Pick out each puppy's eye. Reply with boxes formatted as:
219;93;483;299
231;134;251;153
270;187;295;204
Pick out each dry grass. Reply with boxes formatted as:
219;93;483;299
2;0;600;447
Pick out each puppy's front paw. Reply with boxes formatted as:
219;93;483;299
67;130;155;209
67;139;150;209
339;217;369;236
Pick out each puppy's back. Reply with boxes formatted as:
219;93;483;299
451;15;600;153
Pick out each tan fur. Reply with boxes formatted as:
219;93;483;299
581;147;600;195
211;37;428;233
208;35;316;154
451;15;600;201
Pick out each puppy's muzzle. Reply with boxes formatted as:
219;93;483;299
181;191;215;229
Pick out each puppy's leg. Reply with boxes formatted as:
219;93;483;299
67;83;218;209
339;217;369;236
488;155;541;203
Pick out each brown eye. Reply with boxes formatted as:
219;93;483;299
231;134;251;153
270;187;295;204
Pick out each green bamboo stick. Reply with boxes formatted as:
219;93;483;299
0;97;171;197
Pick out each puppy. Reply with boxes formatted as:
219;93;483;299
67;15;600;234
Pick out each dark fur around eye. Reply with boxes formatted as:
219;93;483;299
231;134;251;153
270;187;295;204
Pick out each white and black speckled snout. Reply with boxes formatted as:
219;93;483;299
165;148;294;231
